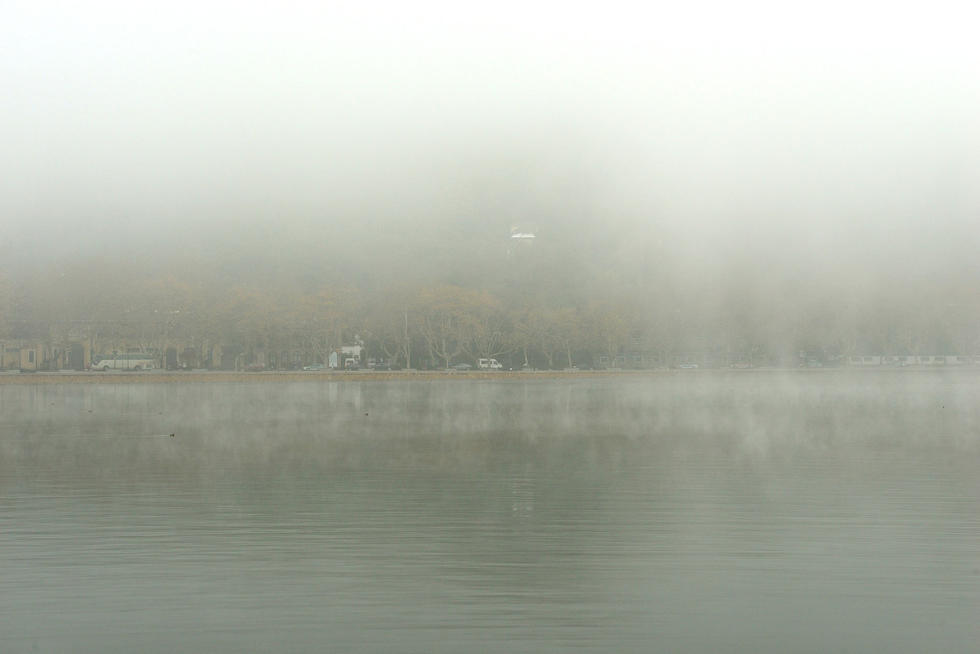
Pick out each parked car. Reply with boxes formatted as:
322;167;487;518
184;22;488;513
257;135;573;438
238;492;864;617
678;363;699;369
303;363;325;371
477;358;503;370
451;363;473;371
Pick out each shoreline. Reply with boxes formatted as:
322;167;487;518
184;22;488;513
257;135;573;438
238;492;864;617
0;367;977;385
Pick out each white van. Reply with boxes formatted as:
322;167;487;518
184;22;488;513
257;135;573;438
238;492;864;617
478;358;503;370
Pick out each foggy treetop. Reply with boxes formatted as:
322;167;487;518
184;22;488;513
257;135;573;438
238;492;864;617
1;1;979;361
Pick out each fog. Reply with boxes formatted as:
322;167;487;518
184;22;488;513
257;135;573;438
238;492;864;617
4;1;979;253
3;377;978;481
5;10;980;649
2;1;980;366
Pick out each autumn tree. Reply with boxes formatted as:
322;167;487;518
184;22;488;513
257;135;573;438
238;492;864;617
416;285;473;368
459;290;513;362
363;293;417;369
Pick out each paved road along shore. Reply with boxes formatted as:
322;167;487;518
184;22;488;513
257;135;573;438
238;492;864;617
1;367;973;385
0;369;657;385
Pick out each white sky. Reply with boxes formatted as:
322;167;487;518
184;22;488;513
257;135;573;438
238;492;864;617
2;0;979;258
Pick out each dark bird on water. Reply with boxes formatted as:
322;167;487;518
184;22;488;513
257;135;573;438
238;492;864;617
170;433;175;438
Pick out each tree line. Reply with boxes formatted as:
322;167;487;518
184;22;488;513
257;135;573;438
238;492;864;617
1;249;977;369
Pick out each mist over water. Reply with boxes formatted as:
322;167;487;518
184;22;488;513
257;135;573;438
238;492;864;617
3;2;980;651
2;373;978;653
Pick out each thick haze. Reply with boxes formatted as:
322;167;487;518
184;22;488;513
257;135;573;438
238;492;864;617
2;0;979;283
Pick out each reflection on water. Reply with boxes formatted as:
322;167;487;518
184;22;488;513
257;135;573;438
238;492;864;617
2;373;979;653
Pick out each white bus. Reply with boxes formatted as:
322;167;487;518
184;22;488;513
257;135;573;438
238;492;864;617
91;353;156;371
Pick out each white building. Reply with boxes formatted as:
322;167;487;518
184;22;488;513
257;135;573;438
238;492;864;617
329;345;363;369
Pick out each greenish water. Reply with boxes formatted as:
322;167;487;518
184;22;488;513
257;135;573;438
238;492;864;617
2;373;978;652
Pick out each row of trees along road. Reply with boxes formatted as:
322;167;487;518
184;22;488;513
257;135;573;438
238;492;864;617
1;244;978;368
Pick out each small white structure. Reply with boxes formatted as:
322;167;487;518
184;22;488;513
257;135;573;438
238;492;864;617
329;345;363;369
507;225;537;257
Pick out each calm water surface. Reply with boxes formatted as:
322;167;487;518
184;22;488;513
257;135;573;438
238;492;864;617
2;373;979;652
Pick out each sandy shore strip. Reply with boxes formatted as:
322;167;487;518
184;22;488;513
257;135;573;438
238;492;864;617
0;367;964;385
0;369;666;385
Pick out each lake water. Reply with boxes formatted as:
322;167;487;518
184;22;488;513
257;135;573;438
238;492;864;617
2;372;978;653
